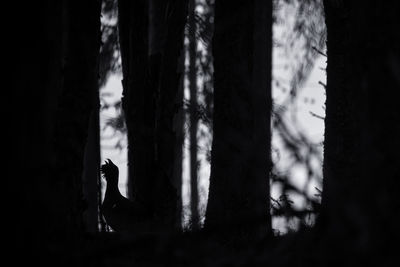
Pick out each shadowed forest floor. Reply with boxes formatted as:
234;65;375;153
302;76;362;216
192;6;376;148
36;227;395;267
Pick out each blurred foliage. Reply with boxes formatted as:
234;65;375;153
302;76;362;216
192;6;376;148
273;0;326;95
285;0;326;96
98;0;126;151
270;0;326;233
99;0;120;88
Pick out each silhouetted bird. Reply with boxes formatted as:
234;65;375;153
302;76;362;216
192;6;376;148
100;159;151;232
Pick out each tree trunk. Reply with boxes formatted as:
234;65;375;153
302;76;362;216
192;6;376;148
8;0;101;261
119;0;188;230
320;0;357;252
188;0;200;230
172;70;185;230
118;0;153;206
82;106;101;233
54;0;102;238
322;0;400;260
153;0;189;228
7;1;64;261
205;0;273;241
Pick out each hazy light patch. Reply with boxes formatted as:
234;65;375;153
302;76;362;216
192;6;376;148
100;74;128;199
271;0;325;234
182;123;192;229
197;121;211;226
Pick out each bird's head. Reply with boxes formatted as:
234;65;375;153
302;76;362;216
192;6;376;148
100;159;119;185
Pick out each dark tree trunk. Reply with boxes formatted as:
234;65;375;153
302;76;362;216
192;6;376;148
205;0;273;241
82;106;101;233
188;0;200;230
172;43;187;229
118;0;188;230
152;0;189;228
172;71;185;230
320;0;356;252
8;0;101;262
321;0;400;261
118;0;153;206
8;1;64;261
54;0;102;238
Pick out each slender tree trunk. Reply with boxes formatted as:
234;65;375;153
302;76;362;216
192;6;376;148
172;71;185;230
322;0;400;260
205;0;273;241
188;0;200;230
172;42;187;229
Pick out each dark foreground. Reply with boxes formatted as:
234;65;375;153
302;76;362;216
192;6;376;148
17;226;397;267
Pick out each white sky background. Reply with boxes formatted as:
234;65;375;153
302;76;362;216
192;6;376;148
99;0;326;233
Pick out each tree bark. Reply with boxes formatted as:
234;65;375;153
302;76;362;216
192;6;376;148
322;0;400;260
152;0;189;228
8;1;64;261
188;0;200;230
119;0;188;230
82;106;101;233
320;0;355;244
54;0;102;238
8;0;101;261
172;70;185;230
118;0;153;206
205;0;273;241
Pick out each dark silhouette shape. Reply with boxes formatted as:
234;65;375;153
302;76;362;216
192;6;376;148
100;159;151;232
82;109;102;233
118;0;188;231
204;0;273;241
319;1;400;262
